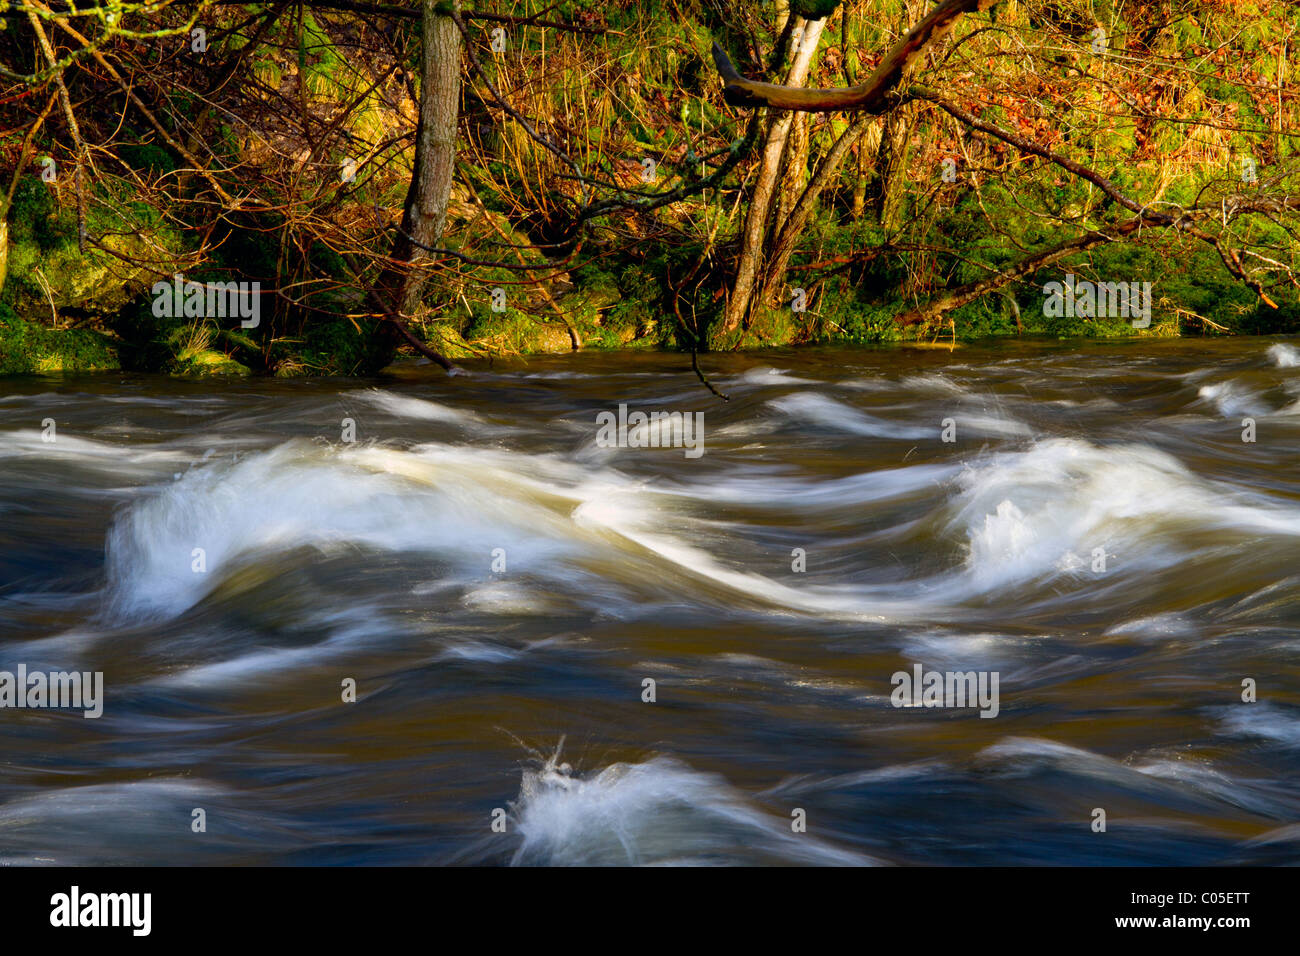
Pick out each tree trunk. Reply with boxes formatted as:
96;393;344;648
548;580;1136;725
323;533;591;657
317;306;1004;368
716;15;827;345
383;0;461;317
876;99;914;233
851;144;868;219
774;111;809;228
759;115;874;308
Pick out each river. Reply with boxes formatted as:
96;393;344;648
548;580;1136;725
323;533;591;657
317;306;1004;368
1;338;1298;865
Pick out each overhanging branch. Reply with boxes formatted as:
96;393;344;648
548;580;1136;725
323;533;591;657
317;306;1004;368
711;0;995;112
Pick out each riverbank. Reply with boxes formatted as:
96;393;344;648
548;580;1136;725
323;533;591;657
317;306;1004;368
5;243;1294;377
4;189;1296;378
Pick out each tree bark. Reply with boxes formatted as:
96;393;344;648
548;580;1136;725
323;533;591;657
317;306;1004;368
851;143;869;219
387;0;461;316
716;15;827;344
774;111;809;227
876;99;915;232
760;115;874;307
367;0;462;370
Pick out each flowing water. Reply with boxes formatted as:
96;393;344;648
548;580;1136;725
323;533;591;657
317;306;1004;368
1;338;1298;865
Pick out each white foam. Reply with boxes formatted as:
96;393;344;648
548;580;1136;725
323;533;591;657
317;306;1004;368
509;746;874;866
1103;613;1199;640
99;430;1300;630
659;462;957;511
1131;758;1292;817
900;630;1027;671
352;388;488;426
948;438;1300;590
1215;704;1300;747
460;580;549;615
768;392;933;440
569;490;900;621
1267;343;1300;368
1197;381;1271;418
768;391;1028;440
0;779;217;822
899;372;969;395
102;440;583;620
734;366;822;386
0;430;186;470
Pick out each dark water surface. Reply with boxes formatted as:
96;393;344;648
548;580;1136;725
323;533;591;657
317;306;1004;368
1;338;1298;865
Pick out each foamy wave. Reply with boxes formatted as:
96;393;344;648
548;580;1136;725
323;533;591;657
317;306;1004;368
509;746;874;866
1267;343;1300;368
352;388;491;427
948;439;1300;589
101;440;586;620
1197;381;1271;418
99;429;1300;628
734;366;824;386
768;392;933;440
0;430;186;470
768;392;1029;440
1215;704;1300;747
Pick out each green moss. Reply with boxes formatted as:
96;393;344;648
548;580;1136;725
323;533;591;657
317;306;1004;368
173;349;251;377
0;304;120;375
7;176;62;249
3;175;182;325
461;302;574;353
